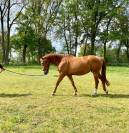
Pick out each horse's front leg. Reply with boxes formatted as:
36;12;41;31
52;73;65;96
67;75;78;96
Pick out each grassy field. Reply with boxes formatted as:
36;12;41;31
0;65;129;133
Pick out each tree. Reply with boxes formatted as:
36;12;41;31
55;0;81;56
0;0;8;63
80;0;128;56
0;0;25;64
11;25;56;64
23;0;62;59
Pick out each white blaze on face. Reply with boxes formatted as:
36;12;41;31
40;58;43;64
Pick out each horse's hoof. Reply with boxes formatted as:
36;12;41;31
74;93;78;96
52;93;56;96
92;93;97;96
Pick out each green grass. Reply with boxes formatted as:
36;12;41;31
0;65;129;133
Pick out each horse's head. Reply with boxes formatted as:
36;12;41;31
40;57;50;75
0;64;5;73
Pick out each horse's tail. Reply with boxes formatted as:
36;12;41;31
101;59;110;86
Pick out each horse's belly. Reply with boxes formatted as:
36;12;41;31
72;71;89;75
69;65;90;75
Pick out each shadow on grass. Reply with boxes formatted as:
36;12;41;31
0;93;32;98
80;93;129;98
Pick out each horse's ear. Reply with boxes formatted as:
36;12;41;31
40;56;44;60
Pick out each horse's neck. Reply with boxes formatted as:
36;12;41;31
49;55;64;65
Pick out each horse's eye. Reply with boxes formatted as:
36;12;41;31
43;61;46;66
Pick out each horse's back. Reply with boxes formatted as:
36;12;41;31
58;55;104;75
86;55;103;62
68;55;103;74
59;55;90;75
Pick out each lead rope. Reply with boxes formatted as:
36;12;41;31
4;68;44;77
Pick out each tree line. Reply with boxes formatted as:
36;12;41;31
0;0;129;64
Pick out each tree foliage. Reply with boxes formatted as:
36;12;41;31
0;0;129;64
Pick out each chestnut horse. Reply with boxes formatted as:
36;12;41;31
40;54;110;96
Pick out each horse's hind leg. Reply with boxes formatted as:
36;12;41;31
98;74;108;94
92;73;99;96
52;73;65;96
68;75;78;96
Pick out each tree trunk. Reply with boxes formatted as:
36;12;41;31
124;40;129;63
0;14;6;63
74;7;79;56
38;37;43;62
116;43;122;63
64;35;70;54
63;18;69;54
103;17;112;59
68;15;72;54
37;1;43;62
5;29;10;65
90;0;102;55
22;44;27;64
126;47;129;63
83;44;87;56
90;30;96;55
126;40;129;63
83;38;88;56
103;41;106;59
74;36;78;56
5;0;10;65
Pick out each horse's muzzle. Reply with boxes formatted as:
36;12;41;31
44;70;48;75
0;65;5;73
0;68;5;73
